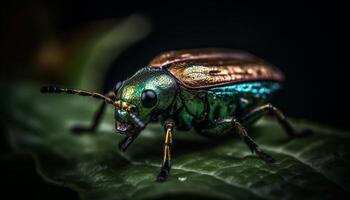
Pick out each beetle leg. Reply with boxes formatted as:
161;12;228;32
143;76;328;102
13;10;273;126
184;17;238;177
232;118;275;163
71;91;114;134
241;103;311;138
157;119;175;182
215;117;274;163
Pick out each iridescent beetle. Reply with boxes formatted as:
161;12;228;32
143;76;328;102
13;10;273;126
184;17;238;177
41;48;307;182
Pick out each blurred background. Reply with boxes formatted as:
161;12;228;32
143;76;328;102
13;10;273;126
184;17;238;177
1;0;349;199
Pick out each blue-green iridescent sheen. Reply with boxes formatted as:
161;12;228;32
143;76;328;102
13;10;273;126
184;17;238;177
209;82;281;97
184;82;281;136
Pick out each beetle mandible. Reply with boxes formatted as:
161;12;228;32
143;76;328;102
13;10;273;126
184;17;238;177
41;48;308;182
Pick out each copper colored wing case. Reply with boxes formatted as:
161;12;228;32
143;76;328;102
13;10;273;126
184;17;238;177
149;48;284;89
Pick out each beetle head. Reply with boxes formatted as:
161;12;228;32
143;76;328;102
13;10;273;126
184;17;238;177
114;67;177;135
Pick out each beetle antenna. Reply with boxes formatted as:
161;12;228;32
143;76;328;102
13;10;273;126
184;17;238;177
40;86;115;105
41;86;145;129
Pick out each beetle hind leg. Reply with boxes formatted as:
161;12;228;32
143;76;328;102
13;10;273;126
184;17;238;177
241;104;311;138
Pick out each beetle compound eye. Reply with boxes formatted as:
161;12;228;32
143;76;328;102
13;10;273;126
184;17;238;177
141;90;157;108
114;81;124;94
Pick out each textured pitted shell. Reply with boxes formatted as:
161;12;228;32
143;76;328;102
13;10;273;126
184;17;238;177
149;48;284;89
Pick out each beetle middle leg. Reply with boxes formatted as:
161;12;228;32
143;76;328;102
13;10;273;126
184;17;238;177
71;91;114;134
157;119;175;182
215;117;274;163
241;103;311;138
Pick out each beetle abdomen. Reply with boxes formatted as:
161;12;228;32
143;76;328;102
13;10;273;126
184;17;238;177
205;81;281;123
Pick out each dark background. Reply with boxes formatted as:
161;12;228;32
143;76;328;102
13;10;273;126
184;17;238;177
2;1;349;199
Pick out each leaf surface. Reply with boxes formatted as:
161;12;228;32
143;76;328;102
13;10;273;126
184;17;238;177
2;84;350;200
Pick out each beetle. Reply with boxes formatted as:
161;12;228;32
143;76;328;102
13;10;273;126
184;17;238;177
41;48;308;182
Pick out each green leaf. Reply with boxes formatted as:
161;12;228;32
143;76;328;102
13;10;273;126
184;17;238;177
2;83;350;200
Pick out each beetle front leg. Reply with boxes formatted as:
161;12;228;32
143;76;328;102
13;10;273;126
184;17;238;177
217;117;274;163
157;119;175;182
71;91;114;134
71;101;106;134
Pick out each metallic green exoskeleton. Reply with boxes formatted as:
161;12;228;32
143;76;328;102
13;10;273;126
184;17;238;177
41;48;307;182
